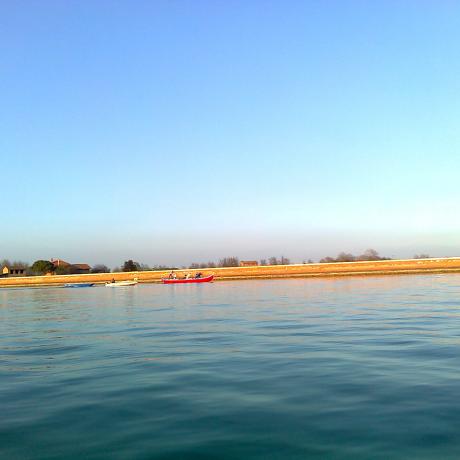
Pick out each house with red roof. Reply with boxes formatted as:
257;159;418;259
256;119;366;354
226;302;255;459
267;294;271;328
51;258;91;274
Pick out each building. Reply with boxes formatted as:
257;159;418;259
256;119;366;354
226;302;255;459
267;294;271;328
1;265;27;277
240;260;259;267
51;259;91;274
51;258;71;268
72;264;91;274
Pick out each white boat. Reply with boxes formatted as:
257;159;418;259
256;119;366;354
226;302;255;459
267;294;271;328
105;280;138;287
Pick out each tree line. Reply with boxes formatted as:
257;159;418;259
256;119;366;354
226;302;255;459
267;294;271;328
187;256;292;268
319;249;390;263
1;251;435;275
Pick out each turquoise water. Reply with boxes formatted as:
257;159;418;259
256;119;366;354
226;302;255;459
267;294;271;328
2;275;460;459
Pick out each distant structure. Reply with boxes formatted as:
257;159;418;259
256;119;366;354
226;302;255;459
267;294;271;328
240;260;258;267
51;258;91;274
51;258;71;268
1;265;26;277
72;264;91;274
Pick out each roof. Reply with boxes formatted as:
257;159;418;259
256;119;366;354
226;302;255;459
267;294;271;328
51;259;71;267
72;264;91;270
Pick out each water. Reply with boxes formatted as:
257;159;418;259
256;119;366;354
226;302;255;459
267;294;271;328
2;275;460;459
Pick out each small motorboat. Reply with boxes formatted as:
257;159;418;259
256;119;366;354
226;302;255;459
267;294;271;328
64;283;94;288
162;275;214;284
105;280;138;287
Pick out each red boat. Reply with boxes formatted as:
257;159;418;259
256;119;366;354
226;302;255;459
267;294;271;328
162;275;214;284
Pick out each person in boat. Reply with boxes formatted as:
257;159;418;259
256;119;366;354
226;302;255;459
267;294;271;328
168;271;175;279
195;272;202;279
111;278;115;283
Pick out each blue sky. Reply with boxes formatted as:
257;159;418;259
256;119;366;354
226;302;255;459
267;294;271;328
2;1;460;267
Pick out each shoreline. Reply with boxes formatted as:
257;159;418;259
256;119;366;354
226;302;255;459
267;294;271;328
1;257;460;288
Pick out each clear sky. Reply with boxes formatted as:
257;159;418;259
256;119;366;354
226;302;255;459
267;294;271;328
2;1;460;267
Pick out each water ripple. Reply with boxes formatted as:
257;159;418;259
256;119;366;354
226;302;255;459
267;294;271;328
2;275;460;459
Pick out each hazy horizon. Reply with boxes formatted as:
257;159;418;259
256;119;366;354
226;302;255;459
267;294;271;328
2;228;459;268
3;1;459;266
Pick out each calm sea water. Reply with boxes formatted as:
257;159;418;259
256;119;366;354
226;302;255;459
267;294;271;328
2;275;460;459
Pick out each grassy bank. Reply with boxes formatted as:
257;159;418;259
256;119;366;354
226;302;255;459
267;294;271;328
1;257;460;288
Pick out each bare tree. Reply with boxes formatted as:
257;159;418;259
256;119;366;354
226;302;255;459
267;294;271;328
151;265;178;271
413;254;431;259
356;249;380;261
12;260;29;269
218;257;239;267
336;252;356;262
189;261;216;269
320;249;390;263
319;256;336;263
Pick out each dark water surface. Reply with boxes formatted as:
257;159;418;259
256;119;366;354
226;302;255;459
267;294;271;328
2;275;460;459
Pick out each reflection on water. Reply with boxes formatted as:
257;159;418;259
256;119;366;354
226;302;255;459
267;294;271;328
2;274;460;459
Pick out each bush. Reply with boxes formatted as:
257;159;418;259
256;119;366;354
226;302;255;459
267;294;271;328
91;264;110;273
122;260;140;272
30;260;55;275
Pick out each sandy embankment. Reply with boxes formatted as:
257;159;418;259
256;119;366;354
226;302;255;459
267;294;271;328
1;257;460;288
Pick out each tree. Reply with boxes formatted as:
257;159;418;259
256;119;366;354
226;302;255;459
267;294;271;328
150;265;178;271
260;259;267;266
190;261;217;269
320;249;391;263
122;260;140;272
0;259;12;268
414;254;430;259
91;264;110;273
266;256;290;265
335;252;355;262
218;257;239;267
1;259;29;270
11;260;29;270
319;256;336;263
357;249;380;261
31;260;55;275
